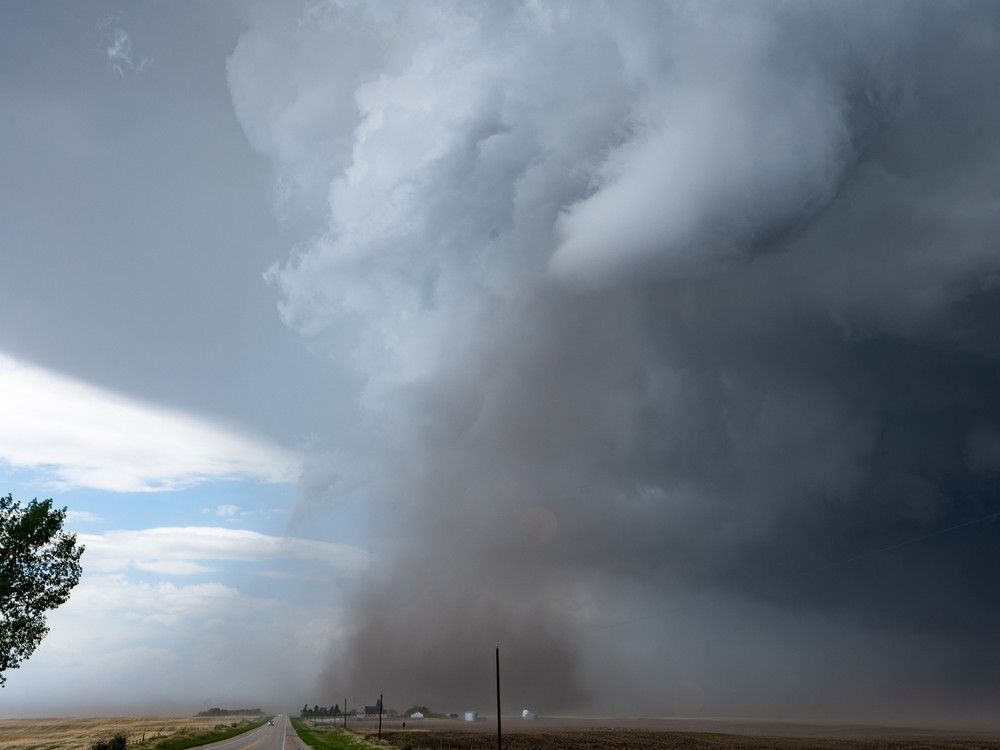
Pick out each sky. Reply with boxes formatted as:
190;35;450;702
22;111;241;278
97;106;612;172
4;0;1000;727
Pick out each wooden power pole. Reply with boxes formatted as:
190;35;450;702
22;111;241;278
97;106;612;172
378;693;383;741
496;644;502;750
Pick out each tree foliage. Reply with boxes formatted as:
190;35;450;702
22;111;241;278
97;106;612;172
300;704;342;716
90;734;127;750
0;494;84;686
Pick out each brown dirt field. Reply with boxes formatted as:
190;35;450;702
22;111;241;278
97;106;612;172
375;730;1000;750
345;718;1000;750
0;715;252;750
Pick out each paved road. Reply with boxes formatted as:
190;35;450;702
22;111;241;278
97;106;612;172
191;714;309;750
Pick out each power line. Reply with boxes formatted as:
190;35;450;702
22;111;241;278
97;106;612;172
810;509;1000;574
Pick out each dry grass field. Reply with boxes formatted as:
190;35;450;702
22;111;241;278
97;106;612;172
0;715;255;750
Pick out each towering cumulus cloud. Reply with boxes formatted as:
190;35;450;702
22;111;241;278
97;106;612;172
229;1;1000;721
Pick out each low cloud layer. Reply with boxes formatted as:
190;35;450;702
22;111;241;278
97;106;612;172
78;526;375;576
229;1;1000;723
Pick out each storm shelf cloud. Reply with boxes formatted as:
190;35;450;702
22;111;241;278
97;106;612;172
0;353;302;492
227;0;1000;723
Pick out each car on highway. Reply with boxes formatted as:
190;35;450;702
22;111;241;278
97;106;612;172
268;720;274;726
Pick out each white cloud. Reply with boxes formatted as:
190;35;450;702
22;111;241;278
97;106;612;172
237;3;632;386
65;510;101;523
214;503;241;518
77;525;374;576
232;3;872;387
226;3;393;216
551;72;849;285
99;21;152;77
0;352;302;492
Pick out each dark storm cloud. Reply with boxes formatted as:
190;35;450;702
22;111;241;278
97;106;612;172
230;0;1000;722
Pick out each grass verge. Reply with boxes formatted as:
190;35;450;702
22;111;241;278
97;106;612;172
290;718;380;750
133;717;271;750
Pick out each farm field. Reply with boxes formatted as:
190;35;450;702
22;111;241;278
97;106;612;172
0;715;264;750
340;717;1000;750
375;731;1000;750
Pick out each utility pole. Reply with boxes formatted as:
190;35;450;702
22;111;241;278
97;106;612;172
378;693;383;741
496;643;502;750
344;698;348;729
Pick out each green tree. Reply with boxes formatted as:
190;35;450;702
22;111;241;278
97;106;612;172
0;495;84;686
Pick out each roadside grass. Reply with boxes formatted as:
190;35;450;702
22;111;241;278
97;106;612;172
291;718;380;750
131;717;270;750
